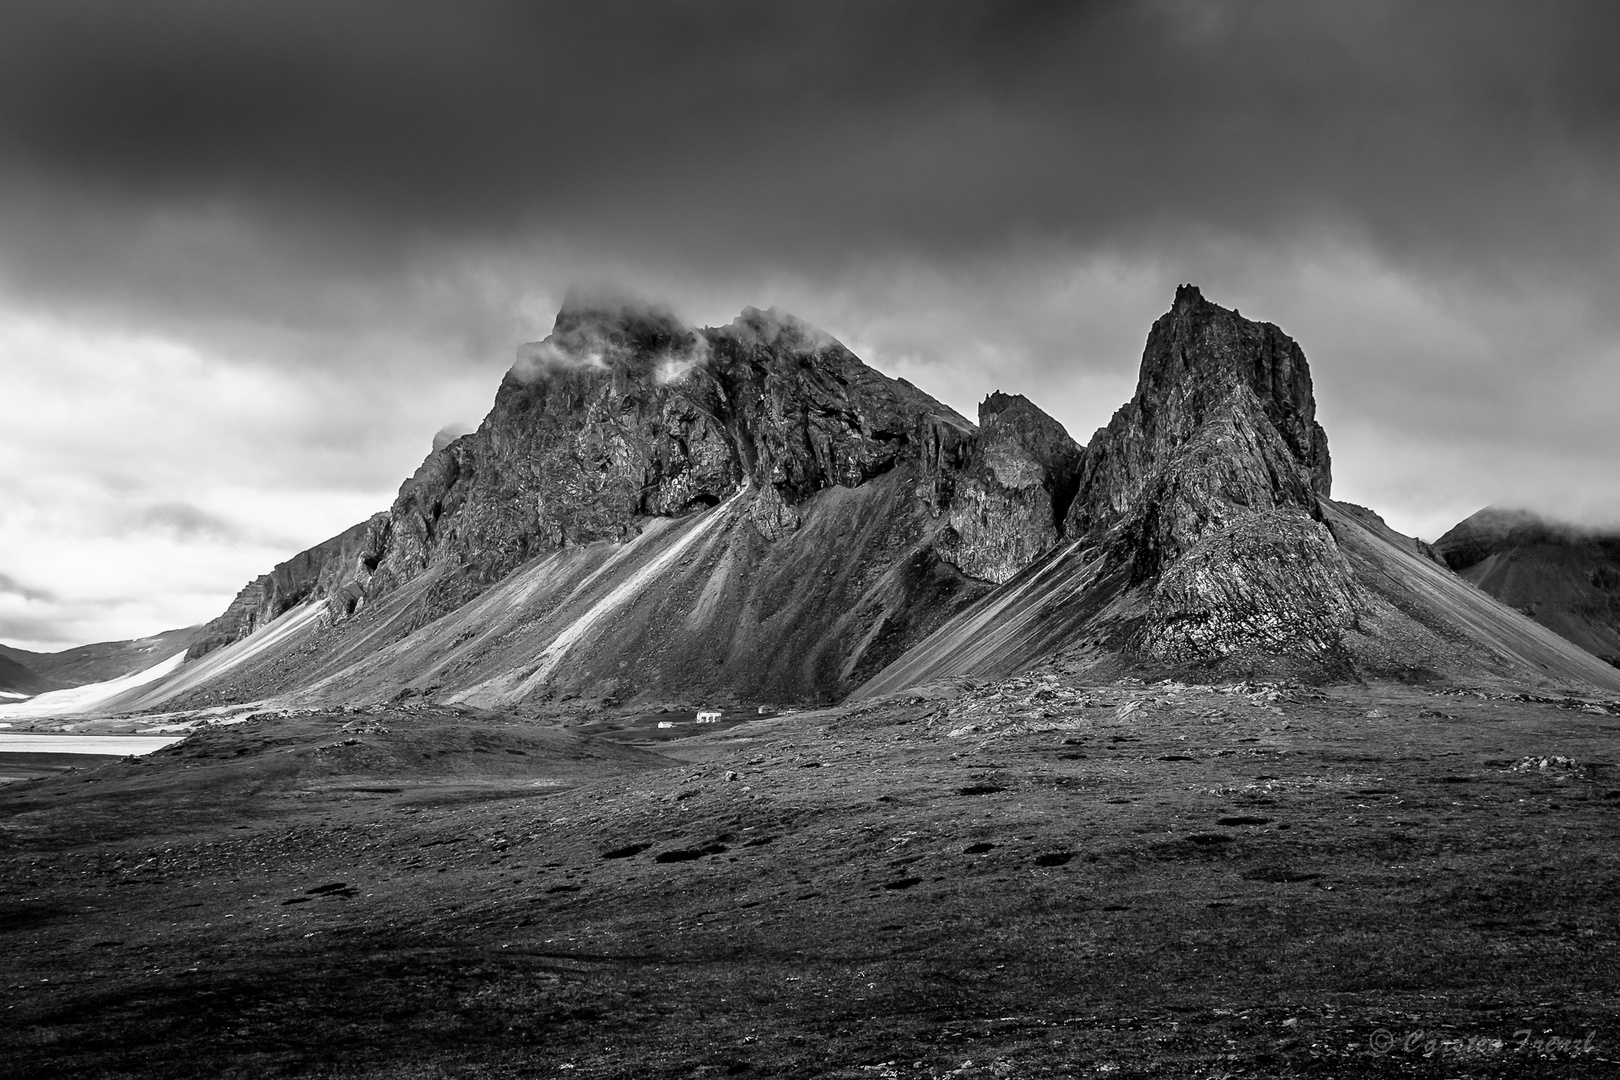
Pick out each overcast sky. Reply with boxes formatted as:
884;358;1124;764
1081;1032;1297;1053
2;0;1618;650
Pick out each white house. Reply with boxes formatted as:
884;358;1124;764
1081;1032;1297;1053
696;709;723;723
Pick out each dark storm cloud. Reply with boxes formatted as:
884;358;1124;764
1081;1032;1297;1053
0;0;1616;286
0;573;54;604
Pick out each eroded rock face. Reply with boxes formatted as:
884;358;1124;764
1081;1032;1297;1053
360;299;976;614
1064;285;1360;668
187;515;384;660
937;392;1082;583
1066;285;1331;568
1134;507;1361;669
195;284;1381;694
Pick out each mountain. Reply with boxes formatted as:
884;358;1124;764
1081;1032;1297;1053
1434;506;1620;667
35;284;1620;720
857;287;1620;695
123;296;1095;713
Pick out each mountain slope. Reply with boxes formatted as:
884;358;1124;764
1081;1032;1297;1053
1434;506;1620;667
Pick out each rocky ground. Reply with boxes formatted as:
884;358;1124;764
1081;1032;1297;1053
4;675;1620;1078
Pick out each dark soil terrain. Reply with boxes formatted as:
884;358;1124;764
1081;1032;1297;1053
4;678;1620;1078
0;752;123;785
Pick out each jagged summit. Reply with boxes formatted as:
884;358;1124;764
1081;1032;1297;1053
1067;286;1332;556
724;305;842;353
1062;288;1349;667
552;284;684;329
512;291;696;384
936;391;1083;584
1157;285;1329;493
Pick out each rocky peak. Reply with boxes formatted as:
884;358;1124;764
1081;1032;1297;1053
550;287;689;342
187;515;383;659
935;391;1082;584
509;294;702;386
1065;286;1333;570
978;391;1083;482
1060;286;1361;671
1130;285;1328;492
340;296;983;617
723;306;836;353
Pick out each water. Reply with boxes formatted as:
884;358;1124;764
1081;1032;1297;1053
0;733;184;756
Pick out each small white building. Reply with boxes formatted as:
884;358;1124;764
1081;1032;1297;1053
696;709;723;724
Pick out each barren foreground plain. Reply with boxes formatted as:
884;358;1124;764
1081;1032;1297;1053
4;670;1620;1078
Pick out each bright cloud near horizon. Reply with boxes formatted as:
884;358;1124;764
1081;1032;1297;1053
2;0;1619;650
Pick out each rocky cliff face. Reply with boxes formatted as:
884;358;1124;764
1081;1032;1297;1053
936;392;1082;584
357;298;977;618
187;286;1367;698
187;516;382;659
1065;286;1331;561
1064;285;1358;669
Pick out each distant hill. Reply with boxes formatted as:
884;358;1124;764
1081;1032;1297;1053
0;651;54;698
0;626;200;695
1434;507;1620;667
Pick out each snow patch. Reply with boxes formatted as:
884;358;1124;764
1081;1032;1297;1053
0;651;187;720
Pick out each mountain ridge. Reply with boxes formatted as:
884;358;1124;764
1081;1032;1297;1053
25;284;1620;719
